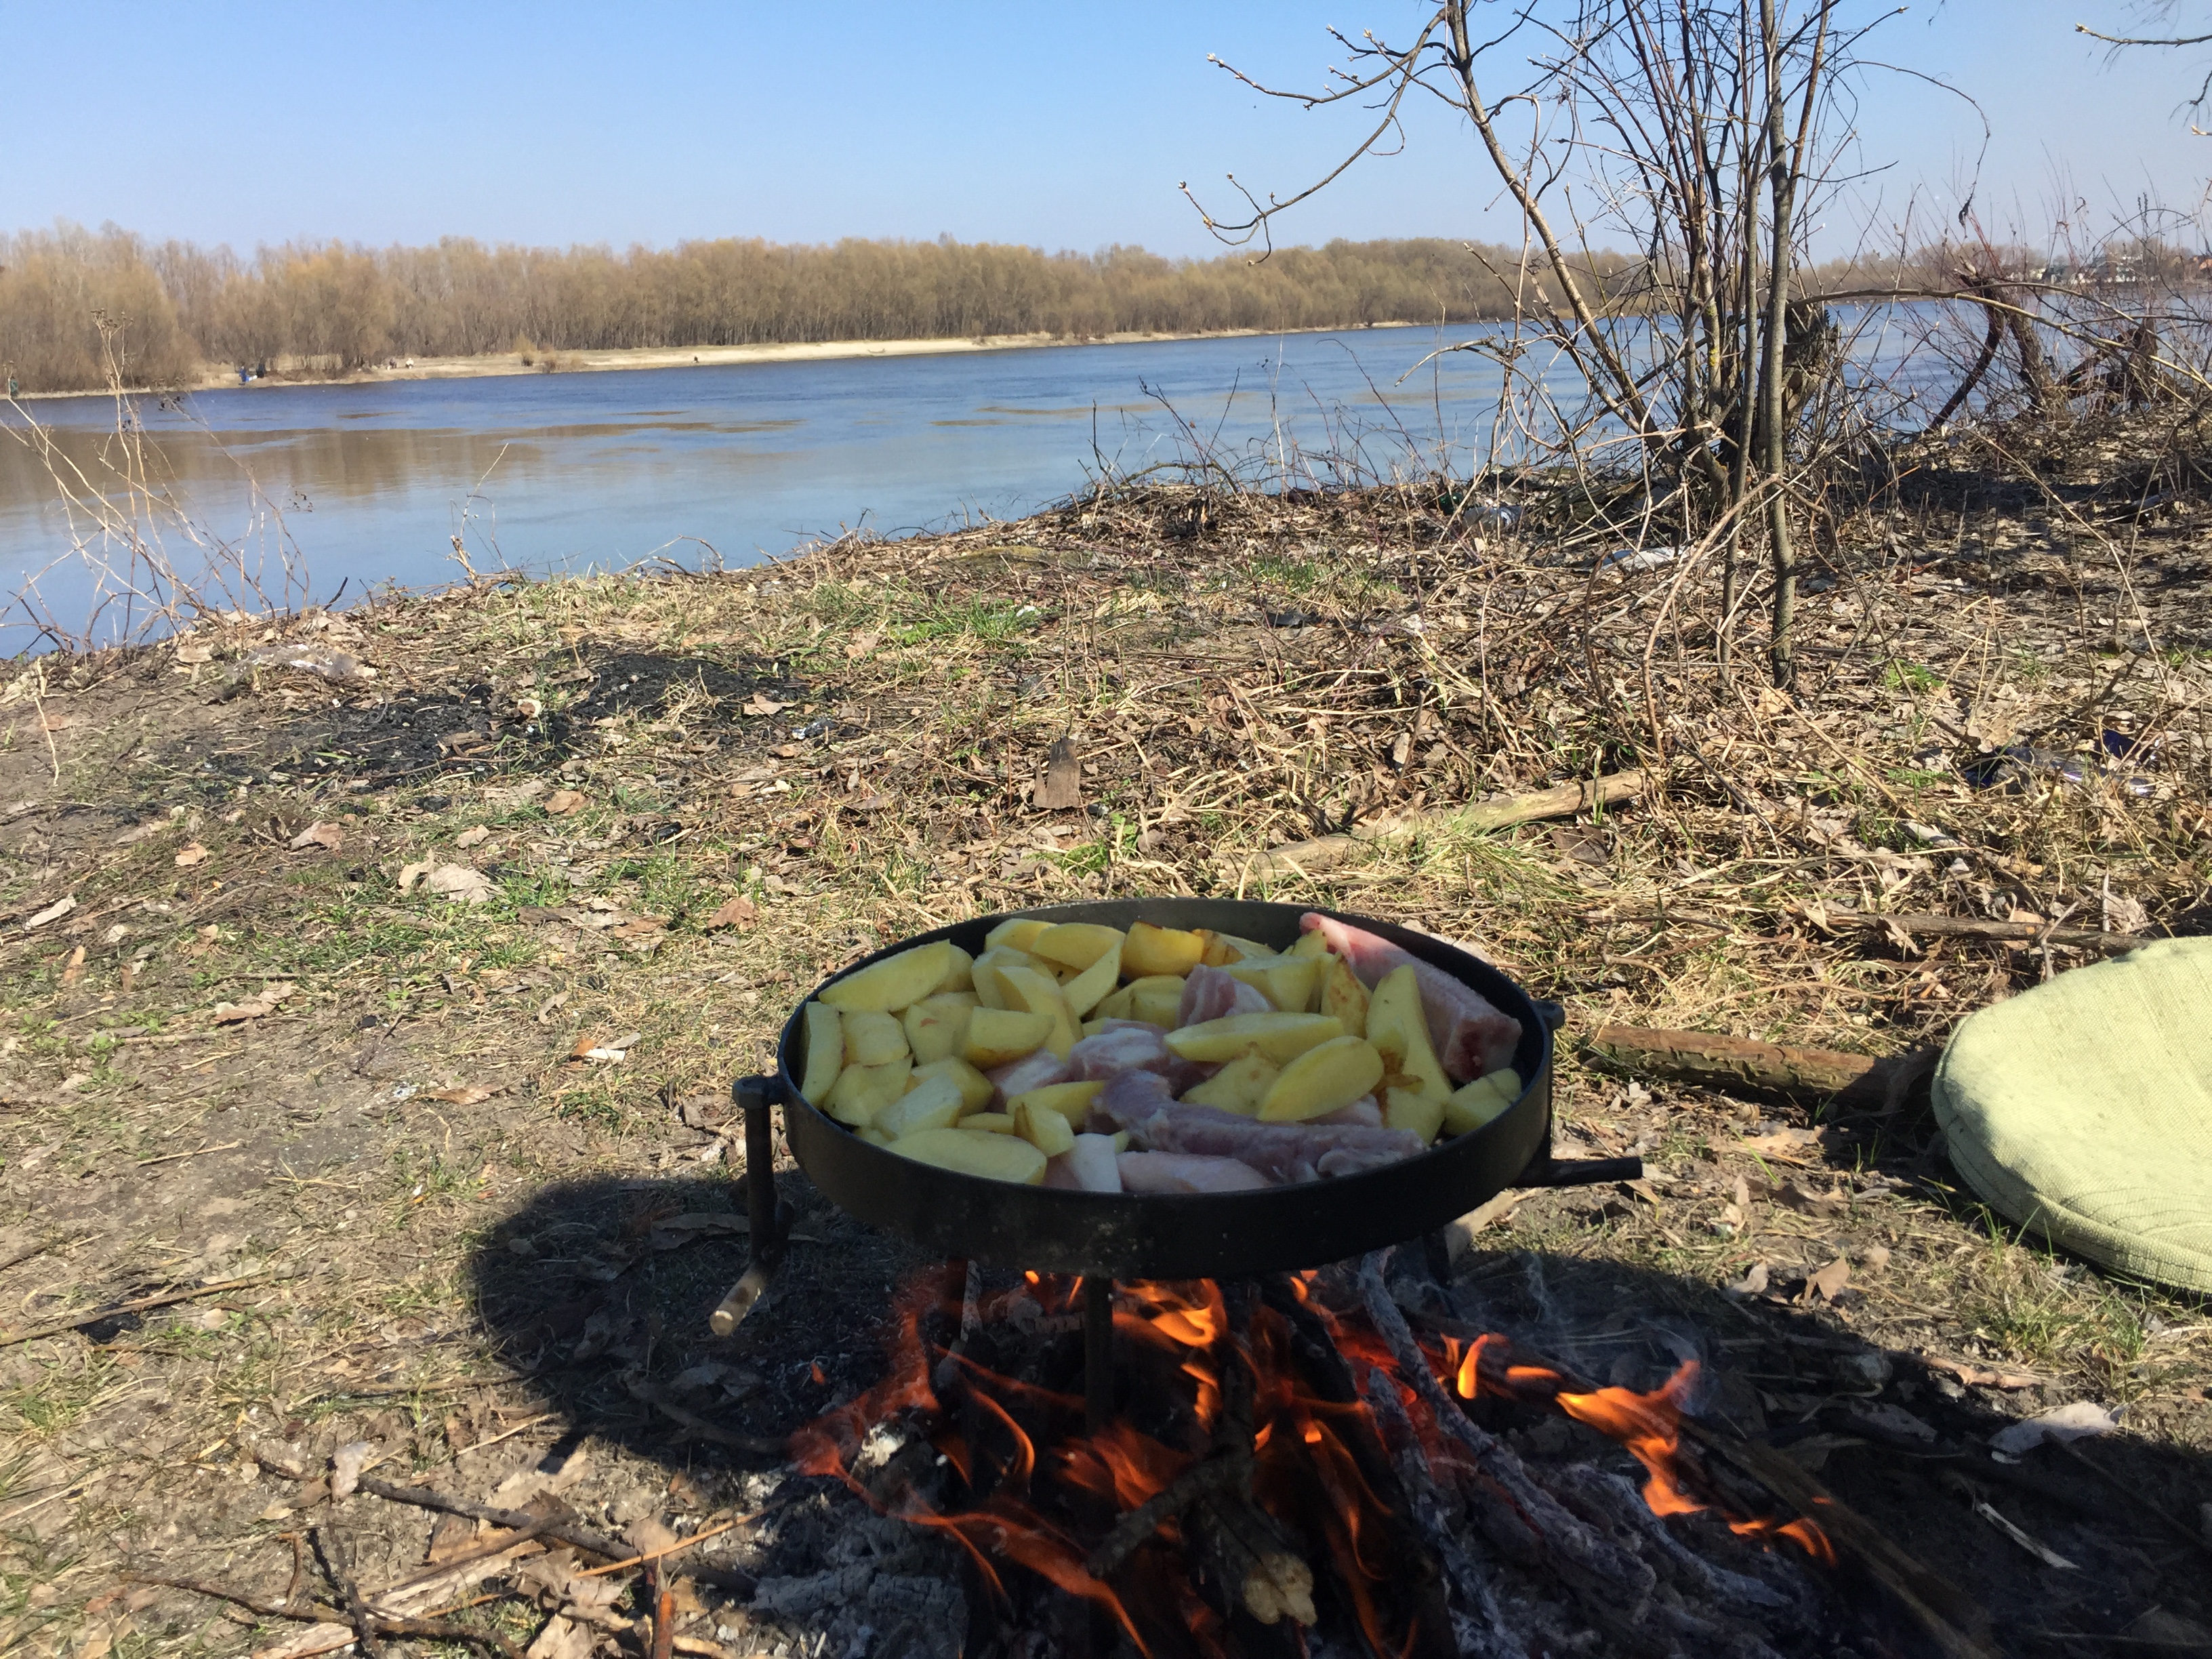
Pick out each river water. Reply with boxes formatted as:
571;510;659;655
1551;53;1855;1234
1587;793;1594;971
0;310;1950;647
0;327;1521;645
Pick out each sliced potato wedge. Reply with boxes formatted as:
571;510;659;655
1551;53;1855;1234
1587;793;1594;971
1384;1085;1446;1143
903;994;974;1067
1126;976;1187;1028
826;1055;912;1127
1178;1046;1279;1115
1289;928;1332;961
1165;1011;1344;1064
1319;956;1370;1038
1368;964;1450;1101
1225;954;1322;1015
1031;922;1126;971
963;1006;1054;1069
970;945;1036;1010
1258;1035;1385;1122
1059;948;1124;1019
935;943;977;994
797;1001;844;1106
873;1073;966;1141
843;1008;909;1068
889;1126;1049;1184
914;1055;996;1113
819;940;954;1014
1122;920;1207;979
994;964;1079;1059
1012;1098;1077;1155
962;1111;1017;1134
1091;983;1136;1022
1441;1067;1523;1136
1007;1080;1101;1124
984;916;1053;954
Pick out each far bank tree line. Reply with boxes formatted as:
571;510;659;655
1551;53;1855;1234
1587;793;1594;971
1;224;1649;393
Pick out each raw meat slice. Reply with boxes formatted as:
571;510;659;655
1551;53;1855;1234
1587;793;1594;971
1042;1153;1084;1189
1176;964;1271;1028
987;1047;1073;1107
1089;1067;1177;1130
1103;1098;1427;1185
1116;1150;1273;1193
1299;913;1521;1080
1069;1023;1174;1081
1312;1094;1382;1127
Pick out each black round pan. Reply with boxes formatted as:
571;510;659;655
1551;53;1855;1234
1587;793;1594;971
773;899;1556;1279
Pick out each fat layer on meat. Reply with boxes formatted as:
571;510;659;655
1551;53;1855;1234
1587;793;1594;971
987;1047;1073;1107
1117;1150;1272;1193
1299;912;1521;1080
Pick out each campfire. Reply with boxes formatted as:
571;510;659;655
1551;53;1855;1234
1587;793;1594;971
787;1257;1838;1658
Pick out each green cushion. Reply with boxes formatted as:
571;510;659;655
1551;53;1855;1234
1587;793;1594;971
1933;937;2212;1292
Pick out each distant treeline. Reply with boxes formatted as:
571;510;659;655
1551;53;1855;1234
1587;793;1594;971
1;223;1645;393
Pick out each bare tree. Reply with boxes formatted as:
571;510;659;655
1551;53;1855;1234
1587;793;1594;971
2078;5;2212;120
1189;1;1902;687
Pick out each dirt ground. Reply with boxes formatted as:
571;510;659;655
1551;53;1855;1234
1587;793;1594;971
1;463;2208;1657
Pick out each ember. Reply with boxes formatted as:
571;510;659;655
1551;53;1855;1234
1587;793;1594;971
788;1256;1834;1657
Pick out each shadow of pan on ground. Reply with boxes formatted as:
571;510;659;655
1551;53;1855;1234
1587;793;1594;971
464;1166;2212;1655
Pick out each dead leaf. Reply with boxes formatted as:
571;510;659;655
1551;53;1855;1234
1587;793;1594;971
213;982;296;1024
1880;918;1922;956
743;693;787;716
397;860;433;893
1800;1255;1852;1303
60;945;86;986
1740;1126;1827;1163
288;821;343;852
842;631;881;661
1725;1262;1771;1296
1860;1244;1891;1271
609;917;669;944
173;844;209;868
422;1085;499;1105
534;991;570;1024
26;894;76;928
422;864;495;904
1033;735;1084;812
546;790;586;816
173;642;215;665
703;896;758;931
455;825;491;848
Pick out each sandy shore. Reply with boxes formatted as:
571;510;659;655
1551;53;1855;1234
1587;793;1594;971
22;322;1420;400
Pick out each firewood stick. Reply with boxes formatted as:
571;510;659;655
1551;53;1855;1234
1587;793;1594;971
1584;1023;1933;1109
1408;1311;1999;1659
1234;769;1651;881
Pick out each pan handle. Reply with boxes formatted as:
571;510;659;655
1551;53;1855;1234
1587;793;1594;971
1518;1155;1644;1187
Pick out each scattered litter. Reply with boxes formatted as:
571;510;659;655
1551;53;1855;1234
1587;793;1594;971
1990;1399;2120;1456
744;693;788;716
288;821;344;852
1800;1256;1852;1303
1597;545;1680;574
1974;1500;2078;1570
172;843;207;870
25;895;76;928
573;1031;643;1063
213;983;295;1024
413;864;496;904
243;642;377;685
329;1440;374;1500
455;825;492;848
546;790;586;816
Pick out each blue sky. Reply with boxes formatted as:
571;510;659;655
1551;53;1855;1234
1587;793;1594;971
7;1;2205;258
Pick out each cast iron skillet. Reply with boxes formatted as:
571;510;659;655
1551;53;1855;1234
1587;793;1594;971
771;899;1565;1279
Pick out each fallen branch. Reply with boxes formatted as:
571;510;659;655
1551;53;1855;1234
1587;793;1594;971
1818;909;2150;957
0;1271;290;1348
1233;769;1650;883
1584;1024;1934;1109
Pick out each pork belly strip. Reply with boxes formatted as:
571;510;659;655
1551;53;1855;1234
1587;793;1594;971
1092;1090;1427;1185
1176;964;1271;1027
1299;912;1521;1080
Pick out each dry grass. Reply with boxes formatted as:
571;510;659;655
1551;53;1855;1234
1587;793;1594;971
0;472;2207;1654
